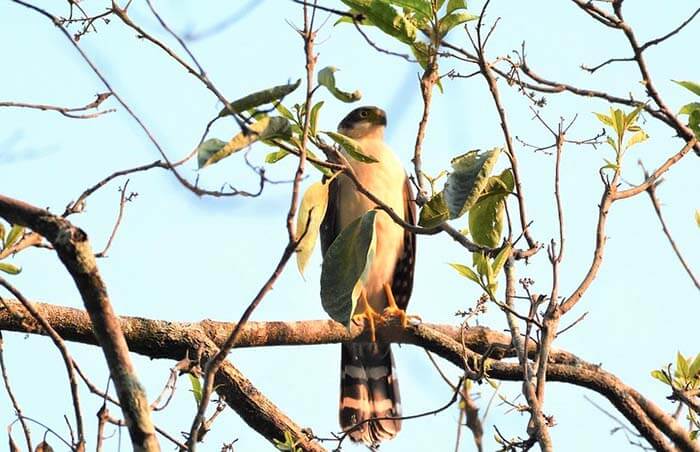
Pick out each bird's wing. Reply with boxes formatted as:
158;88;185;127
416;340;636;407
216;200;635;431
390;176;416;311
320;174;340;256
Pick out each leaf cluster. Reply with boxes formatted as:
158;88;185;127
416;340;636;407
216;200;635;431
0;222;24;275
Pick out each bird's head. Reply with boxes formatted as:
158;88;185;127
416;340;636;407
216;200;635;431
337;106;387;139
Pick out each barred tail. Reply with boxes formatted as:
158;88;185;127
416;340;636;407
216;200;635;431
339;342;401;446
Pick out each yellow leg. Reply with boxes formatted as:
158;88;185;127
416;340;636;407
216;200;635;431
382;283;408;327
352;290;379;342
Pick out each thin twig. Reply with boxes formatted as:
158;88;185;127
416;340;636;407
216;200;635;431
0;330;33;451
0;93;114;119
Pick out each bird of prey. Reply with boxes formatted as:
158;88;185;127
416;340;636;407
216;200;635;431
320;106;416;446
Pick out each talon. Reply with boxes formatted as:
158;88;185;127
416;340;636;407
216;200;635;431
382;283;409;327
352;290;380;341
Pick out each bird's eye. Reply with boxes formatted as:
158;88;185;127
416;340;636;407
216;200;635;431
359;110;369;118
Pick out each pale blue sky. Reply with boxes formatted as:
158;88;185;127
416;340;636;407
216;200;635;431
1;1;699;451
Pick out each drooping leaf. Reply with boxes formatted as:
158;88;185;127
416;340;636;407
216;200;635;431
418;192;449;227
218;79;301;118
0;263;21;275
320;210;377;327
438;11;478;37
446;0;468;14
340;0;418;44
443;148;502;219
198;117;292;168
188;374;203;404
296;181;330;277
5;225;24;249
491;244;512;276
389;0;432;19
673;80;700;97
317;67;362;103
650;369;672;385
449;263;480;284
624;130;649;150
265;149;290;164
309;101;324;136
323;131;379;163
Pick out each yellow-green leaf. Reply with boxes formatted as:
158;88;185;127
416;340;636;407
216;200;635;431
188;374;203;404
689;353;700;379
5;225;24;249
594;112;613;127
265;149;290;164
309;101;324;136
296;181;330;277
317;67;362;103
218;79;301;117
418;192;449;228
650;369;672;385
673;80;700;97
624;130;648;150
199;117;291;168
323;131;378;163
449;262;480;284
491;244;512;276
695;209;700;228
0;262;21;275
438;11;478;37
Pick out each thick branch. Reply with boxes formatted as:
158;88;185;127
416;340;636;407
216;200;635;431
0;299;696;451
0;195;159;451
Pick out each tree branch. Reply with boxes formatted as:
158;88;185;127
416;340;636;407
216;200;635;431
0;299;696;451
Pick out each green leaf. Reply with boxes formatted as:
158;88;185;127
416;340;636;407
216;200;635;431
468;178;507;248
688;353;700;379
5;225;24;249
309;101;324;136
695;209;700;228
265;149;290;164
491;244;512;276
651;369;672;385
679;102;700;116
320;211;377;327
689;109;700;136
673;80;700;97
188;374;203;404
340;0;418;44
624;105;644;129
611;108;625;138
594;112;613;127
601;158;620;171
389;0;432;19
410;41;431;70
443;148;502;219
605;136;617;152
296;181;330;277
199;117;292;168
323;131;379;163
446;0;468;14
624;130;649;150
449;263;480;284
275;103;295;121
438;11;478;37
307;149;335;177
678;351;690;380
218;79;301;117
0;262;21;275
0;222;5;248
418;192;449;227
472;251;488;280
317;66;362;103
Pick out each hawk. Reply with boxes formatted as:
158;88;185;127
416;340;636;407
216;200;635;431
320;106;416;446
